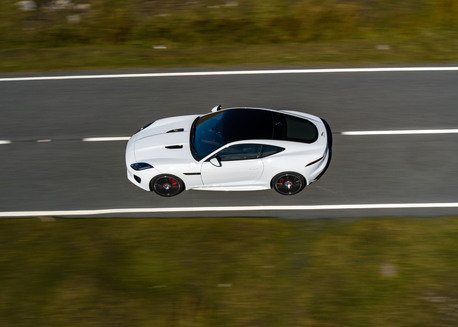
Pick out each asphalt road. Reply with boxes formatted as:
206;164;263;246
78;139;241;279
0;68;457;218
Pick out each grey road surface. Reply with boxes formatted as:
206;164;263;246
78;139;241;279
0;69;457;218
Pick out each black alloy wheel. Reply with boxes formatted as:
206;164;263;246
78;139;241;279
272;172;305;195
151;175;185;197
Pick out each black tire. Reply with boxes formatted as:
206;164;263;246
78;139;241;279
271;172;306;195
150;174;185;197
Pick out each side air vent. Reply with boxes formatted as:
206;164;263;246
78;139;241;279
165;145;183;149
166;128;184;133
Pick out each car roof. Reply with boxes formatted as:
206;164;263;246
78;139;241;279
199;107;319;144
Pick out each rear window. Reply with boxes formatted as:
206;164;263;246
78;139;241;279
273;113;318;143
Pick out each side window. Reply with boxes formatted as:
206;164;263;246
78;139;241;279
260;145;285;158
215;144;262;162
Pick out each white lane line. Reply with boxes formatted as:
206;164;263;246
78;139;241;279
1;67;457;82
342;129;458;135
83;137;130;142
1;203;457;218
4;129;458;144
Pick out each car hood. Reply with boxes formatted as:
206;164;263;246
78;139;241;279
129;114;199;164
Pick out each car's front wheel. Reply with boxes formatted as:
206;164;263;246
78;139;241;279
271;172;306;195
150;174;185;197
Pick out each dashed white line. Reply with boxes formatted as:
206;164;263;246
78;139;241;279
342;129;458;135
83;137;130;142
3;128;458;145
0;203;457;218
1;67;457;82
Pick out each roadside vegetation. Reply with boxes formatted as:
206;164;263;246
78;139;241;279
0;0;457;71
1;217;457;326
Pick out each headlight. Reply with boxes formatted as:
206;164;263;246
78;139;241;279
130;162;153;171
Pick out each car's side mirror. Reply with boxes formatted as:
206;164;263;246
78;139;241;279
209;157;221;167
211;105;222;112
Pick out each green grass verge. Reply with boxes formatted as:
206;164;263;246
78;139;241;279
1;36;458;72
0;217;457;326
0;0;457;72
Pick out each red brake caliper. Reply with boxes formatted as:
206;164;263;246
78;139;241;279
278;178;284;184
169;178;178;187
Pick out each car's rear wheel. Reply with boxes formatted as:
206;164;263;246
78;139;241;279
151;174;185;197
272;172;306;195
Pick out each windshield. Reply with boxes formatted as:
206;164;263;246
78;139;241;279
190;109;272;160
189;108;318;160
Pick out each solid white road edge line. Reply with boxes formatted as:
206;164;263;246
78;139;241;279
1;203;457;217
0;140;12;145
1;67;458;82
342;129;458;135
83;137;130;142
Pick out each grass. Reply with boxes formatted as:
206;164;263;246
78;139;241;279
0;0;456;72
0;217;457;326
0;36;457;73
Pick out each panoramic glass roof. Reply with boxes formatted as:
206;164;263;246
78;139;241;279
190;108;318;160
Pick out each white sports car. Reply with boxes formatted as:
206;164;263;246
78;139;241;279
125;106;331;196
